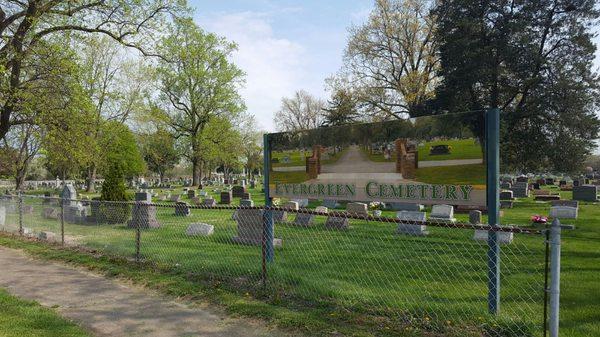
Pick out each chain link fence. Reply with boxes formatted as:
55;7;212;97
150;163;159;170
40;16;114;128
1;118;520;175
0;194;547;337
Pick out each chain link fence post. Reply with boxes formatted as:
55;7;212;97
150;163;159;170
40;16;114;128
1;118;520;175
60;196;65;245
549;218;562;337
18;190;23;236
135;203;142;262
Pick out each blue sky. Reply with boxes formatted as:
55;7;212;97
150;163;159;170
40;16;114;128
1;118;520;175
190;1;600;153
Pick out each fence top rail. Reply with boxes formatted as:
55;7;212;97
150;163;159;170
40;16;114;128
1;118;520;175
6;194;542;235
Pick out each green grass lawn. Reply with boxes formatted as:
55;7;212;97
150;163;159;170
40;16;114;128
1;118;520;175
271;148;347;168
415;164;486;186
418;139;483;162
1;184;598;337
0;288;90;337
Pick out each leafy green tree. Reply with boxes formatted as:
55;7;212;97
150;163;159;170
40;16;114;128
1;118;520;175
155;18;245;185
140;129;179;183
434;0;600;173
0;0;185;141
100;164;129;202
99;121;145;179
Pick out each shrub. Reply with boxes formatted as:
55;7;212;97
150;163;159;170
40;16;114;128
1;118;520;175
93;164;132;224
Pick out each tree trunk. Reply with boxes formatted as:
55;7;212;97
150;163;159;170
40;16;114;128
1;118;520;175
192;158;200;186
86;166;96;192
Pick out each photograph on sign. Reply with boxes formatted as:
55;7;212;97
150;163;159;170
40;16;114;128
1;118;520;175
268;111;486;206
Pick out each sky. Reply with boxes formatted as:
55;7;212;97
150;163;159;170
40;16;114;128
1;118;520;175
190;1;600;153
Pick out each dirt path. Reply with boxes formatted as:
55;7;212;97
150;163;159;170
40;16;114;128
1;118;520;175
0;246;292;337
321;145;396;173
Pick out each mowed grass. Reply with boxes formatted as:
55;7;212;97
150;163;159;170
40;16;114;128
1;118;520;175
415;164;486;186
418;139;483;162
1;184;598;337
271;148;347;168
0;288;90;337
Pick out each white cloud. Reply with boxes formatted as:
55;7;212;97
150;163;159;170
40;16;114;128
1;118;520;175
197;11;308;131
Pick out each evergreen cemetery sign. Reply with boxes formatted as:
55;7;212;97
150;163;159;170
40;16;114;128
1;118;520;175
266;111;487;207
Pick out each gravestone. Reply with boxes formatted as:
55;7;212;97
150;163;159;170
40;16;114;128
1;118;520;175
396;211;428;236
559;180;567;187
220;191;233;204
545;178;555;185
293;212;315;227
174;202;191;216
473;228;514;244
170;194;180;202
511;182;529;198
325;216;349;230
63;204;85;223
22;205;34;214
387;202;424;212
500;182;512;190
429;204;456;223
549;206;578;219
573;180;580;187
128;192;160;228
0;206;5;226
469;210;482;225
233;209;282;246
199;191;208;197
42;207;60;220
60;184;77;206
185;223;214;236
292;199;309;208
500;201;514;209
191;196;201;205
203;198;216;207
500;191;514;200
240;199;254;207
135;192;152;202
250;180;256;189
572;185;598;202
232;185;247;198
315;206;328;214
516;176;528;183
550;200;579;208
284;201;299;210
187;190;196;199
532;183;540;190
322;199;339;209
38;231;57;242
346;202;368;216
242;192;251;200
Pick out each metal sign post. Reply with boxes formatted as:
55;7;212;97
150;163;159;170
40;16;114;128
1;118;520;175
263;134;274;263
486;108;501;314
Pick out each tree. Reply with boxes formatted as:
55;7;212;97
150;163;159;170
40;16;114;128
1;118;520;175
77;36;154;192
99;121;145;179
156;18;245;186
197;116;242;180
337;0;438;118
322;88;361;127
140;129;179;183
434;0;600;173
237;115;263;178
273;90;325;132
0;0;185;141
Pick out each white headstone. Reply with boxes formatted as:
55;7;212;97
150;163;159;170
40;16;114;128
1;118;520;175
429;204;456;222
292;199;309;207
473;228;514;244
549;206;578;219
0;206;5;226
185;223;214;236
315;206;328;214
396;211;428;236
